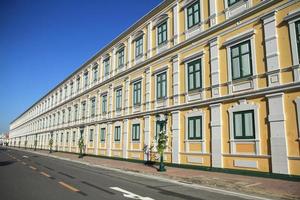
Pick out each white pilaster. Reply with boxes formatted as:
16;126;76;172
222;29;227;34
123;119;128;159
144;115;150;161
145;68;151;111
147;23;152;58
209;37;220;97
127;36;132;68
173;2;179;45
209;0;217;26
266;93;289;174
172;55;179;105
95;124;99;155
171;111;180;164
107;122;112;156
210;103;222;168
124;78;130;115
262;11;280;86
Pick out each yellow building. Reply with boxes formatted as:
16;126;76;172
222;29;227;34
9;0;300;175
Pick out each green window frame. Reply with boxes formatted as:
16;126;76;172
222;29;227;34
76;78;80;92
114;126;121;141
81;102;86;119
233;110;255;139
84;72;89;88
156;72;167;100
104;58;110;76
187;59;202;91
132;124;140;141
89;129;94;142
231;40;252;80
118;49;125;68
155;121;166;139
135;37;143;58
296;20;300;62
72;131;76;143
90;98;96;117
187;1;200;29
100;128;106;142
67;107;71;122
115;89;122;111
93;66;98;82
133;81;141;106
228;0;241;7
188;116;202;140
102;95;107;114
157;21;168;45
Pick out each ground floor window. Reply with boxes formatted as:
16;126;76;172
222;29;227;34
233;110;255;139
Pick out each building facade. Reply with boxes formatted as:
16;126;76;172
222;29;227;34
8;0;300;175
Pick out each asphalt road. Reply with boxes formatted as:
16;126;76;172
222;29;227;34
0;148;266;200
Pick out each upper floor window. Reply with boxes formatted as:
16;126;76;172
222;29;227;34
81;102;86;119
115;89;122;111
67;107;71;122
93;65;98;82
132;124;140;141
231;40;252;80
62;110;65;123
118;49;125;68
187;59;201;91
296;20;300;62
157;22;167;46
100;128;106;141
64;86;67;99
233;110;255;139
76;78;80;92
102;95;107;114
114;126;121;141
84;72;89;88
74;105;78;121
90;98;96;117
188;116;202;140
156;72;167;100
104;58;110;76
187;1;200;29
133;81;141;106
228;0;241;7
70;82;74;95
135;37;143;58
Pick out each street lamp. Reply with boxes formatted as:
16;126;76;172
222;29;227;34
78;126;85;158
156;113;168;172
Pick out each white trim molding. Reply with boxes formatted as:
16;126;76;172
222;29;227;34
266;93;289;174
184;109;206;153
285;8;300;81
228;99;260;155
172;111;180;164
224;0;252;19
210;103;222;168
224;29;258;94
295;97;300;140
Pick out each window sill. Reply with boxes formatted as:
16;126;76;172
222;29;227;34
185;24;202;39
157;42;168;54
184;139;204;143
225;0;250;19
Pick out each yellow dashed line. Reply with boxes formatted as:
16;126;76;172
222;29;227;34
58;181;80;192
40;172;51;178
29;166;37;170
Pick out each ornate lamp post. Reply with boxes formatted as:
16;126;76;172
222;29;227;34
156;113;168;172
78;126;85;158
49;132;53;153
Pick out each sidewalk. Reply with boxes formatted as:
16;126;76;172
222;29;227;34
12;148;300;200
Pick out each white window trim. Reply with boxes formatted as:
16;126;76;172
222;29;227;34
132;80;143;113
133;34;145;65
154;68;168;109
183;0;204;39
100;124;107;145
113;122;122;145
131;119;141;145
228;99;260;155
295;97;300;140
115;88;123;117
154;14;170;54
184;110;206;153
285;9;300;81
183;51;205;102
224;29;257;94
224;0;252;19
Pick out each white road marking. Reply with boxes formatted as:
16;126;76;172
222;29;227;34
23;155;29;158
110;187;154;200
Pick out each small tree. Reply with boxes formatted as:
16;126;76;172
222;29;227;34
156;129;168;172
78;137;84;158
49;138;53;153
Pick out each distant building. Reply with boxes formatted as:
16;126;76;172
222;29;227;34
8;0;300;175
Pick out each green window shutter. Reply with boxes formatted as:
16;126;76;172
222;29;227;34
102;95;107;113
135;37;143;58
114;126;120;141
187;1;200;29
187;59;201;91
118;49;124;68
116;89;122;110
132;124;140;141
158;21;168;45
101;128;105;141
133;81;141;105
156;72;167;99
233;110;255;139
188;116;202;140
231;40;252;80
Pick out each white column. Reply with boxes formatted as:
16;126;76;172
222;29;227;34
111;48;116;77
172;55;180;105
147;22;152;58
127;36;132;68
209;0;217;26
108;84;113;118
171;111;180;164
266;93;288;174
144;115;150;161
107;122;112;156
124;78;130;115
262;11;280;86
210;103;222;168
173;2;179;45
145;68;151;111
123;119;128;159
209;37;220;98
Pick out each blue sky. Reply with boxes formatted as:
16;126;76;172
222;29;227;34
0;0;162;134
